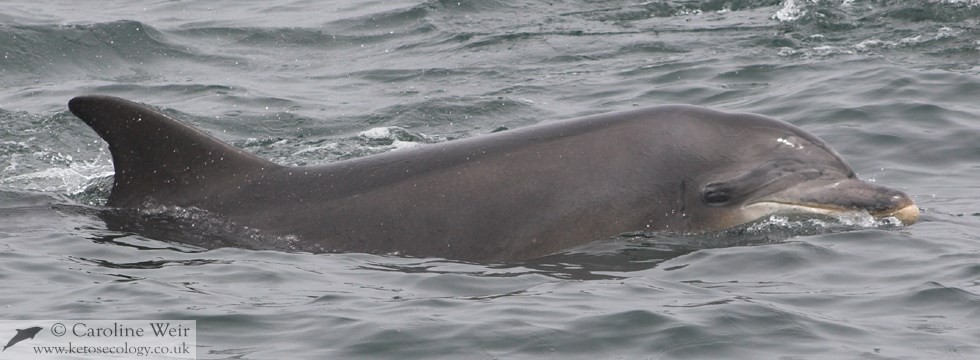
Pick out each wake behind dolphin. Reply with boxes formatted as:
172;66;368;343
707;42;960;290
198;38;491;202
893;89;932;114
68;96;918;262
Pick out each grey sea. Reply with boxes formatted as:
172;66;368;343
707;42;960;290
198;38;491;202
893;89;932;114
2;0;979;359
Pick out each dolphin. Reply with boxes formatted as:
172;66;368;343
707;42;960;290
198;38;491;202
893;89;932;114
3;326;42;351
68;95;918;262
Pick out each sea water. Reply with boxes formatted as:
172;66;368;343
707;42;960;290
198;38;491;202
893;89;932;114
2;1;979;358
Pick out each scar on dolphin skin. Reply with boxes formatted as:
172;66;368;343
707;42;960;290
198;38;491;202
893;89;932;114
3;326;42;351
68;96;919;262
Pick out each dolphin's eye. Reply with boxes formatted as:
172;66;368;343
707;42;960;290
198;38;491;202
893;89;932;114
702;184;732;206
703;191;730;205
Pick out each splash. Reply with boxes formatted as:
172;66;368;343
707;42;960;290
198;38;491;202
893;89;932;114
772;0;809;22
745;211;905;233
358;126;430;150
0;151;113;195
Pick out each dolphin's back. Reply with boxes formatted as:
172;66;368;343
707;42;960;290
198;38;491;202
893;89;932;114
68;96;279;208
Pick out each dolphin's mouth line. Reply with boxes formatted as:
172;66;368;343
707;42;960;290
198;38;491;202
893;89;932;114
743;201;920;225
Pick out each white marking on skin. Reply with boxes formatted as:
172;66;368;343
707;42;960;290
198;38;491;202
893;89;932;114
776;137;804;149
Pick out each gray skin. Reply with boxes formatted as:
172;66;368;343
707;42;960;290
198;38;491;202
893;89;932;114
68;95;918;262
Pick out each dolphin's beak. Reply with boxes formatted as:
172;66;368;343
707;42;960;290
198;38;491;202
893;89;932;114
885;203;919;225
821;178;919;225
747;178;919;225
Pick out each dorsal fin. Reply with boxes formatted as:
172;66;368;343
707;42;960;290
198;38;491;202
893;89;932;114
69;95;279;208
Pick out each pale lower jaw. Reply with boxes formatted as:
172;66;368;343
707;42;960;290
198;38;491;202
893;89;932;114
741;202;920;226
881;204;919;225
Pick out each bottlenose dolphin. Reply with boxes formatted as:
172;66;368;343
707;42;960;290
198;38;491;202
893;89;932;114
68;96;918;262
3;326;42;351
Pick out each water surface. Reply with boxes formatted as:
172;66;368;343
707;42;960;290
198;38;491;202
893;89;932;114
2;1;979;358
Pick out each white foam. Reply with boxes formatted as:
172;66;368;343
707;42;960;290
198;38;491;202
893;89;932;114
291;142;338;156
745;209;901;233
784;25;967;59
0;151;113;194
358;127;392;139
389;139;422;150
772;0;808;22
